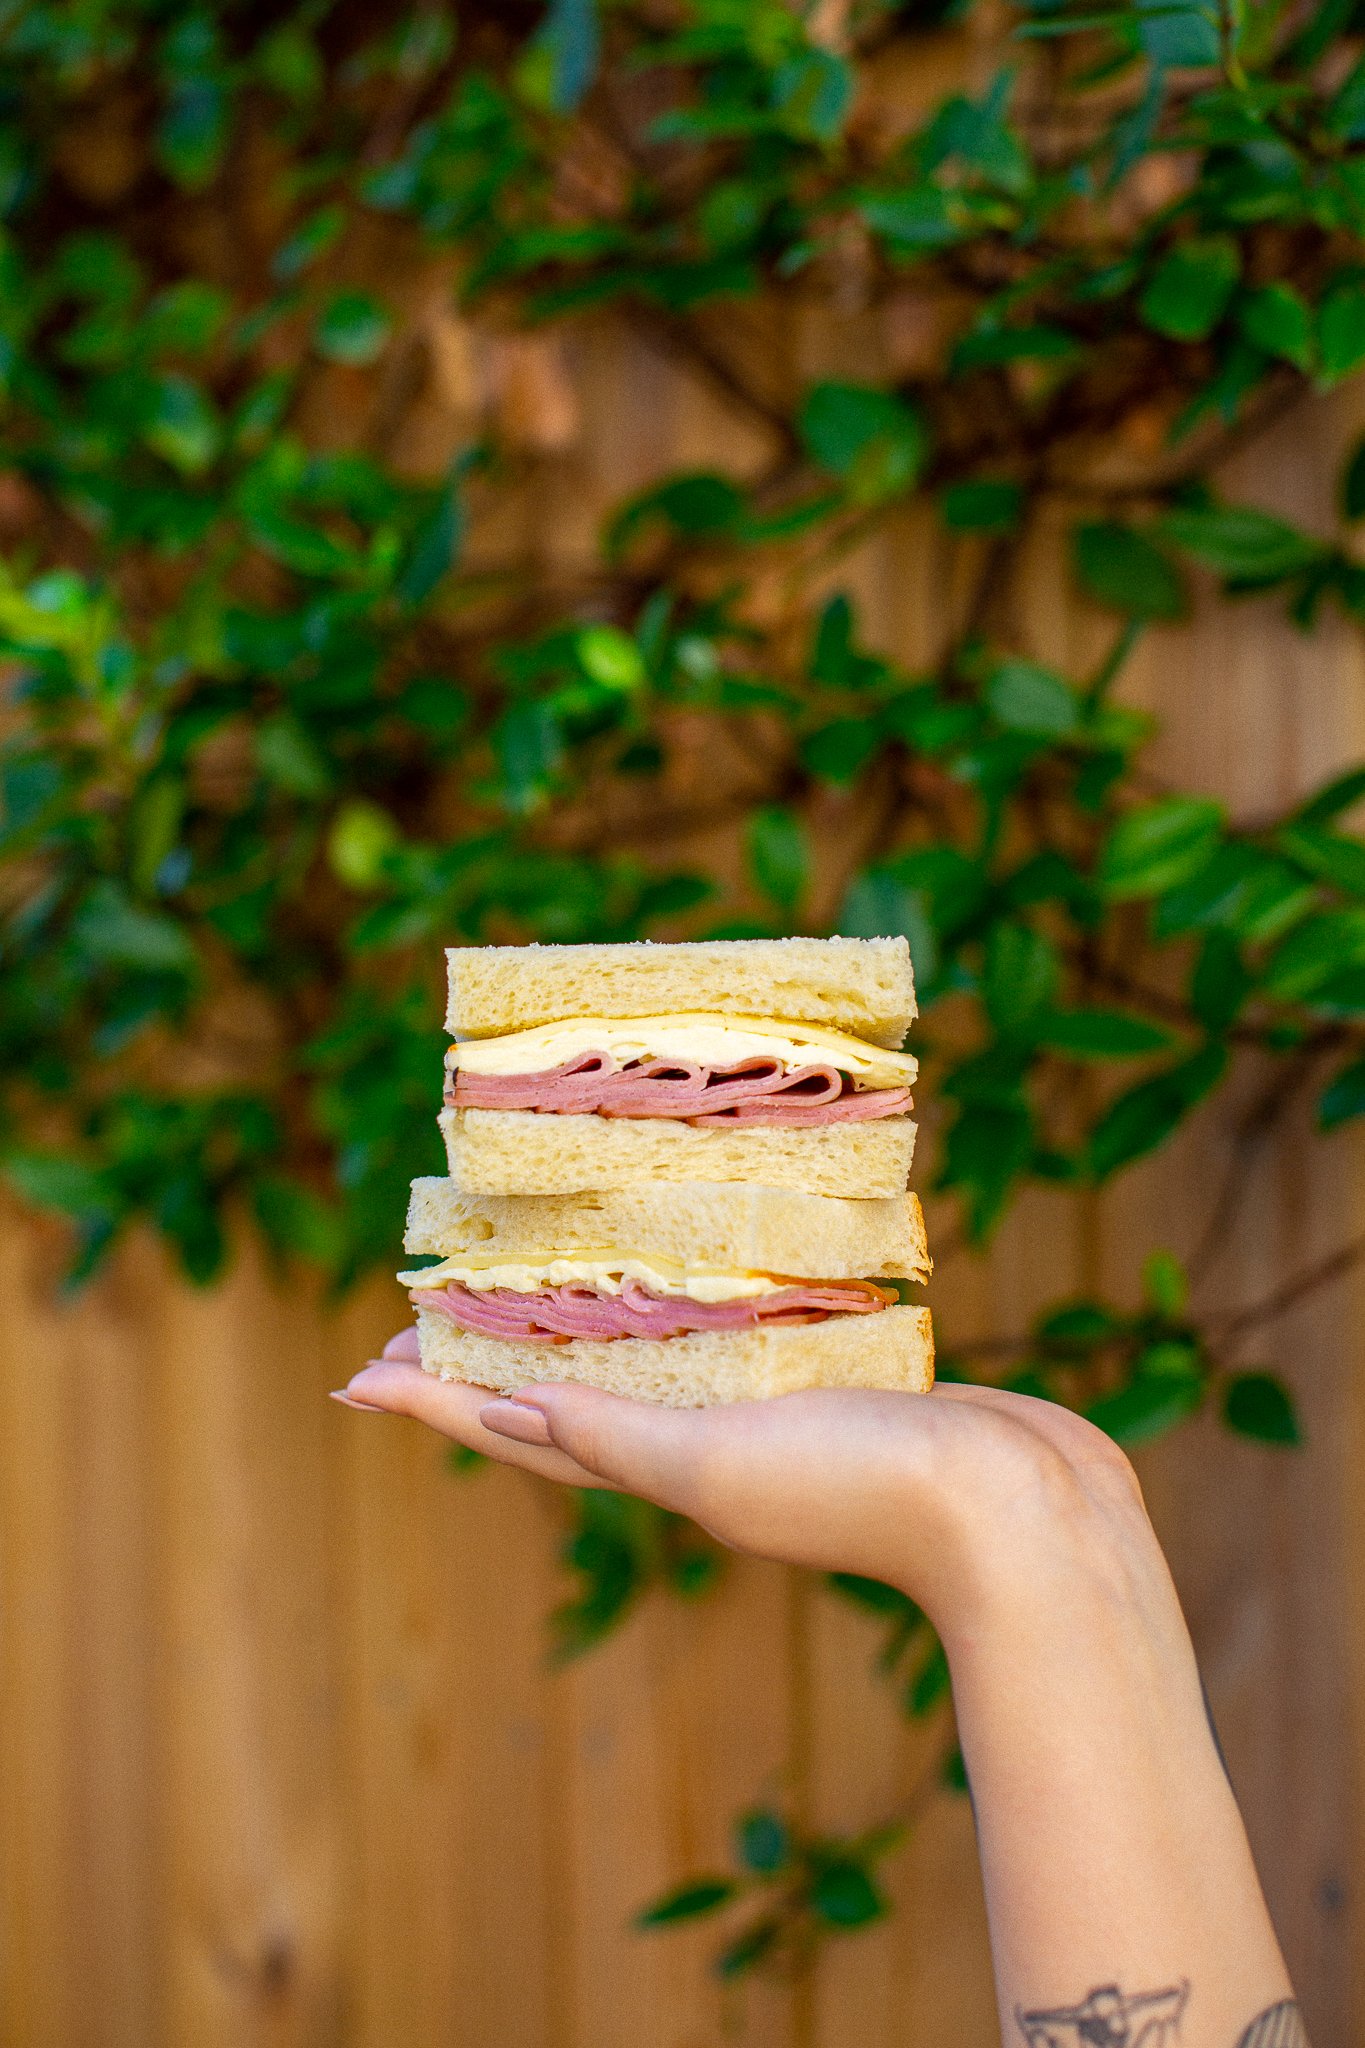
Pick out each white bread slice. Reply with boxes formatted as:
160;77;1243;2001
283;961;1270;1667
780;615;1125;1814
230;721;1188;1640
445;937;915;1048
404;1177;931;1281
415;1301;934;1406
440;1107;916;1200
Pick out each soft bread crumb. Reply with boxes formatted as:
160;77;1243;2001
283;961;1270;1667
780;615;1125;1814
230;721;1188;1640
440;1108;917;1200
404;1176;930;1280
415;1302;934;1405
445;936;916;1048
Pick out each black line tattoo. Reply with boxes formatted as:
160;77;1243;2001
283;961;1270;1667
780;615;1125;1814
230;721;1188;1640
1013;1986;1307;2048
1235;2003;1306;2048
1016;1980;1189;2048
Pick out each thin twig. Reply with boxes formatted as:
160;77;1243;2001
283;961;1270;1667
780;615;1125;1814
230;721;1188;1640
1211;1230;1365;1340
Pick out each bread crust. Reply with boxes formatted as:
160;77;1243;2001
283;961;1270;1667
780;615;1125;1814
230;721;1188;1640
440;1107;917;1200
445;936;916;1048
404;1176;930;1280
415;1301;934;1405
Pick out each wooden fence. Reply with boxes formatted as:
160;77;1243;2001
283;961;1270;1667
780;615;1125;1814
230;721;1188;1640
2;277;1364;2048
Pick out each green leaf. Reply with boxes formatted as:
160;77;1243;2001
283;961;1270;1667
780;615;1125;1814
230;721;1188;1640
940;479;1023;533
273;204;346;282
1139;237;1240;343
1086;1374;1201;1447
983;921;1059;1034
746;806;808;913
809;1860;884;1928
1088;1045;1227;1178
1098;798;1225;899
251;1175;344;1263
141;373;220;475
1237;284;1313;370
72;881;196;973
953;323;1079;371
737;1810;789;1875
609;472;745;552
1223;1372;1301;1446
315;291;392;366
1142;1249;1188;1317
716;1916;782;1978
1328;54;1365;140
839;872;938;985
1159;506;1324;583
937;1096;1033;1239
1036;1300;1120;1350
800;717;879;784
256;715;332;797
1135;0;1218;65
576;624;645;690
534;0;600;113
986;659;1080;737
1318;1055;1365;1130
328;801;400;889
400;477;464;606
798;383;926;501
6;1152;114;1219
636;1878;737;1928
1262;908;1365;1000
859;186;961;252
1072;522;1186;620
1275;822;1365;898
1032;1008;1173;1057
773;47;853;141
1319;276;1365;385
1191;930;1249;1032
906;1637;950;1717
1294;765;1365;825
827;1571;921;1623
157;78;229;191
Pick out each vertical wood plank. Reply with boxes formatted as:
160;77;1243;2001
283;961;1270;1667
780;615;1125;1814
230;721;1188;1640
146;1237;351;2048
0;1213;163;2048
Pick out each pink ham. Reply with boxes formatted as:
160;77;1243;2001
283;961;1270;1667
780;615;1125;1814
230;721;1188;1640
412;1275;895;1343
449;1052;910;1124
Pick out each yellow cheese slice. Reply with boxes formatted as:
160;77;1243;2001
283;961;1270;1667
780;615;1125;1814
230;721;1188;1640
446;1012;916;1091
398;1249;785;1303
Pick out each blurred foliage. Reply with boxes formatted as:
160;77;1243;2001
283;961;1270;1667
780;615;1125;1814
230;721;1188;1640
637;1801;909;1977
2;0;1362;1980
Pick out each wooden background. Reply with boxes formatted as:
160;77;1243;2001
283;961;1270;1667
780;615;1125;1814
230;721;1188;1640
3;170;1365;2046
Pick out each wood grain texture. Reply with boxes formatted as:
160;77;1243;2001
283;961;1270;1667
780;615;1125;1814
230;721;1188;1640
1;350;1362;2048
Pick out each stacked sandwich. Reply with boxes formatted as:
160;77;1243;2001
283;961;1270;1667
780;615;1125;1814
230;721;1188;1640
399;937;933;1405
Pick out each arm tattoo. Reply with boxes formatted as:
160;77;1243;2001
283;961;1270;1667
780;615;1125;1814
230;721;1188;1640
1235;2005;1306;2048
1013;1985;1306;2048
1016;1982;1189;2047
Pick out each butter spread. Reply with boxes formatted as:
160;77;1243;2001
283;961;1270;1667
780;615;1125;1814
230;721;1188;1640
446;1013;916;1092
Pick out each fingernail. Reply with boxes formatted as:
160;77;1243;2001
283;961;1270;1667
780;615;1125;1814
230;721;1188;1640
480;1399;553;1446
329;1390;389;1413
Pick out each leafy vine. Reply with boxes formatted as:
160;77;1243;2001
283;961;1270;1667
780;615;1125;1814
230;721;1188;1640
3;0;1363;1981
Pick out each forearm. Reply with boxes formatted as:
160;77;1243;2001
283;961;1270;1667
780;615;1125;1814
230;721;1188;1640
939;1518;1297;2047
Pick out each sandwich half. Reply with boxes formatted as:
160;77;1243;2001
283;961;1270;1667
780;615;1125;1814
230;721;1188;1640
400;1177;935;1406
442;937;918;1199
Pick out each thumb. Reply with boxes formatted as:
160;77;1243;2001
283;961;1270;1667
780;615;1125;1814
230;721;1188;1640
500;1383;713;1517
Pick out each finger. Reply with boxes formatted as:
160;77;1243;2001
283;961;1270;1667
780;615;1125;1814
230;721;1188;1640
382;1326;421;1362
504;1382;714;1515
338;1362;610;1488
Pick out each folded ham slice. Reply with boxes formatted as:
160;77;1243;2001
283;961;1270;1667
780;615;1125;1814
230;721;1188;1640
412;1275;896;1343
449;1052;910;1124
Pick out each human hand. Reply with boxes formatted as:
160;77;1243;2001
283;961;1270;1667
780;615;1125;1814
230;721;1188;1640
337;1334;1165;1660
338;1337;1297;2039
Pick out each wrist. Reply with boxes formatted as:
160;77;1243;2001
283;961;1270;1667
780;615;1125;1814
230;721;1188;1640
898;1422;1193;1693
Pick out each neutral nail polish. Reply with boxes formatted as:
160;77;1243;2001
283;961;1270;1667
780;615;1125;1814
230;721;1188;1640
480;1400;553;1446
329;1389;389;1413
